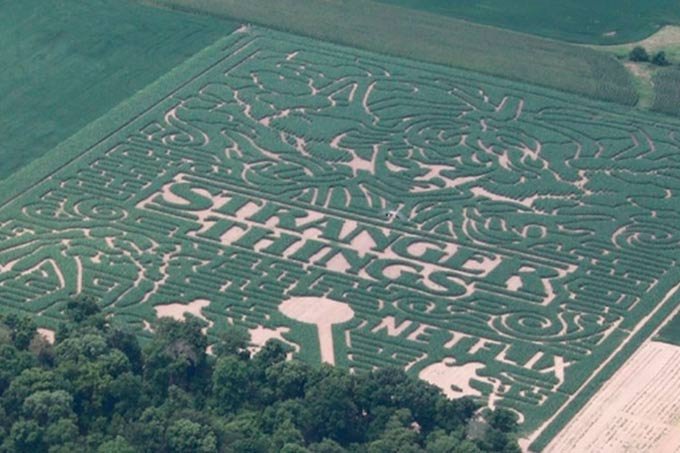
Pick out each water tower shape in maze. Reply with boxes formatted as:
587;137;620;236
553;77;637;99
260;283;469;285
279;297;355;364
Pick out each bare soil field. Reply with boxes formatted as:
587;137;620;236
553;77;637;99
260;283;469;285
546;340;680;453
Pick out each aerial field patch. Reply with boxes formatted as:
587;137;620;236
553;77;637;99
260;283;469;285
546;339;680;452
0;0;236;180
1;27;680;445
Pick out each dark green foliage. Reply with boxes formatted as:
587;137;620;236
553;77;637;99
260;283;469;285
629;46;650;62
477;409;520;453
1;315;37;351
166;419;218;453
0;308;517;452
144;316;210;400
301;369;365;443
211;356;250;413
211;325;251;359
487;408;519;433
652;51;671;66
97;436;136;453
64;297;102;324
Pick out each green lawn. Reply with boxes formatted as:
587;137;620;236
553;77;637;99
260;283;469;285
0;0;236;180
374;0;680;44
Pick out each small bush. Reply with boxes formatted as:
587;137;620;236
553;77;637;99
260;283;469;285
652;51;671;66
629;46;649;62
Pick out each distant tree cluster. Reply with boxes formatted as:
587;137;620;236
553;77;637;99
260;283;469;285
629;46;671;66
0;299;520;452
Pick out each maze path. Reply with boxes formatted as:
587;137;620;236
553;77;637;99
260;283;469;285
1;27;680;434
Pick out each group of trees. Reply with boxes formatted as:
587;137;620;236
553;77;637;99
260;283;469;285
629;46;671;66
0;299;520;452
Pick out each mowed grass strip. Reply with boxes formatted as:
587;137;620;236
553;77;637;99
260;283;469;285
144;0;637;106
0;0;236;180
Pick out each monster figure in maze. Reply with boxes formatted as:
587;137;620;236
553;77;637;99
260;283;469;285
0;28;679;433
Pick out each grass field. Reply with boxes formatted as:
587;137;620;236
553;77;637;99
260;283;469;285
373;0;680;44
1;26;679;450
144;0;637;107
0;0;236;181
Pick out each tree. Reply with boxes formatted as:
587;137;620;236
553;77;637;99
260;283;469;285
106;328;143;373
308;438;347;453
54;333;108;363
477;409;521;453
97;435;136;453
260;399;306;435
64;296;104;325
5;420;43;452
253;340;288;369
144;317;209;399
0;307;519;453
425;429;482;453
281;444;312;453
42;417;79;450
129;407;166;452
434;397;478;432
265;360;313;401
301;368;365;444
211;355;250;414
272;419;305;450
1;315;37;351
211;325;250;359
2;368;59;417
166;418;217;453
0;344;37;397
652;51;671;66
487;408;518;433
28;334;54;367
357;367;443;433
221;411;272;452
22;390;74;425
629;46;649;62
479;428;520;453
366;410;422;453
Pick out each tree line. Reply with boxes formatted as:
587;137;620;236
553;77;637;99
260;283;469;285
0;299;520;452
629;46;671;66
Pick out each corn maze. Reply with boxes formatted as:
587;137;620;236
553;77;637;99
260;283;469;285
1;27;680;439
